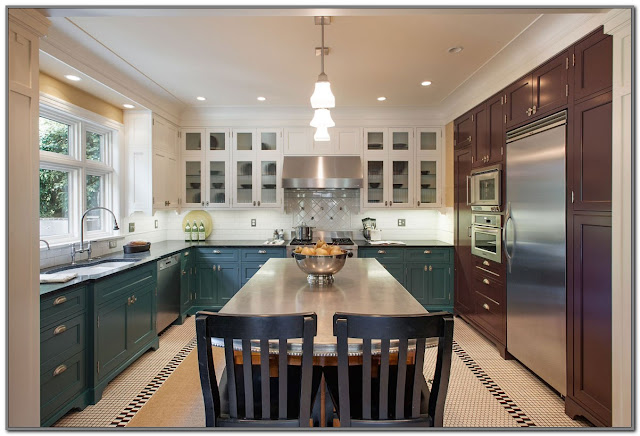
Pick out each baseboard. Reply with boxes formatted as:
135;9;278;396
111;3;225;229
41;390;92;427
565;395;609;427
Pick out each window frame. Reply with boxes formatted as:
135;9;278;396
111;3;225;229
39;102;117;245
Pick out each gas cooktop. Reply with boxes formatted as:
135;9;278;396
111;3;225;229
289;237;355;246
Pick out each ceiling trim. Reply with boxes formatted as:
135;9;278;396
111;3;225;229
8;8;51;37
441;9;621;122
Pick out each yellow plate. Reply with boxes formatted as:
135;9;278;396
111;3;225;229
182;210;213;239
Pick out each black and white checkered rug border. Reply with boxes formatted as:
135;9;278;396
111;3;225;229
109;336;198;427
453;340;536;427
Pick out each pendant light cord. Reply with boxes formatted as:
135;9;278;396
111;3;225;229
321;19;325;74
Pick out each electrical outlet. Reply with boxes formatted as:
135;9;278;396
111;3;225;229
154;220;159;229
398;219;406;227
251;219;256;227
129;222;135;232
108;240;117;249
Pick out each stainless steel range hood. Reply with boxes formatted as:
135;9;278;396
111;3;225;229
282;156;363;189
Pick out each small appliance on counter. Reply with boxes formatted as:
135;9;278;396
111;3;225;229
361;217;377;240
369;229;382;241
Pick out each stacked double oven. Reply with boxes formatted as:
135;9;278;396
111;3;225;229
469;165;502;263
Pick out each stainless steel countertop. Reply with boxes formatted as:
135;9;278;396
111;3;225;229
216;258;429;356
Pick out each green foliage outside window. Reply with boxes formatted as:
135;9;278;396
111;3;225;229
39;169;69;219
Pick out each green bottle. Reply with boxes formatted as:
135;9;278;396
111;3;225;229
199;221;206;241
191;220;199;242
184;221;191;242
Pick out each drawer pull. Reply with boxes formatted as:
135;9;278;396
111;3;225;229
217;265;221;271
258;250;267;254
377;250;386;254
212;249;221;254
482;303;490;311
53;296;67;306
53;365;67;377
483;260;490;266
475;266;500;277
424;250;431;254
258;264;264;268
53;325;67;335
483;278;490;285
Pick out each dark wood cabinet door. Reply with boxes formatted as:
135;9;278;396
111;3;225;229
505;74;533;128
532;50;569;117
572;92;612;212
574;29;613;102
568;213;612;426
487;93;505;165
454;111;473;149
471;103;488;168
454;147;473;315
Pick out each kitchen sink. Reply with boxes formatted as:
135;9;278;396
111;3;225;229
44;259;136;276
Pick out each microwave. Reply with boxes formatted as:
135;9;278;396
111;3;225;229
469;164;502;212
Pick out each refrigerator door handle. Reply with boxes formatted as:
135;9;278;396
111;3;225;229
502;201;514;272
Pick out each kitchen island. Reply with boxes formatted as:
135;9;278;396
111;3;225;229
218;258;429;355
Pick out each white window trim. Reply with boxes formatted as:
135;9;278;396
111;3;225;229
39;93;124;247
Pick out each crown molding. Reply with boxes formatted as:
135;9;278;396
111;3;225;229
441;9;622;123
8;8;51;37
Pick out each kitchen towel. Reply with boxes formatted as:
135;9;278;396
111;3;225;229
40;272;78;283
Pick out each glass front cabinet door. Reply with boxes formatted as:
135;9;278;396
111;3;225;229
206;129;230;208
415;128;442;207
234;160;255;207
389;159;413;207
184;160;204;207
181;129;205;153
364;159;386;208
258;159;280;207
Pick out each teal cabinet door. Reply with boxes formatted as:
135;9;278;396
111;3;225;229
406;264;429;305
218;263;241;306
381;263;405;287
127;283;156;351
180;252;193;310
96;297;129;381
196;261;218;307
427;263;453;307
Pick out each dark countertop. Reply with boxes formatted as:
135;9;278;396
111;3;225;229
354;239;453;247
40;240;287;296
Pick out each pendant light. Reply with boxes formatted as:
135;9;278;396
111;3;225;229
310;17;335;109
314;126;330;142
310;108;335;128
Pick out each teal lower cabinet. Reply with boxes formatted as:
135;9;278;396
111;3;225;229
177;249;194;324
359;246;454;312
40;285;90;427
91;263;158;403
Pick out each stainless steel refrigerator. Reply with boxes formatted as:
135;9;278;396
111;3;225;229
504;111;567;395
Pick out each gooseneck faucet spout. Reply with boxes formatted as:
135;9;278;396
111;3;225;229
71;207;119;264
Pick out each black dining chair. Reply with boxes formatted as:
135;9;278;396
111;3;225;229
331;312;454;427
195;311;317;427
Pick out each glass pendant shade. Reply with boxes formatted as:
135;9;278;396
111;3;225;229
310;79;335;109
314;126;330;142
309;108;335;128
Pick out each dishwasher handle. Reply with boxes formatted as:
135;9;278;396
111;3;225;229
158;254;180;270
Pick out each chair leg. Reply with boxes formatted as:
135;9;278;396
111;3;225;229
324;379;334;427
312;382;322;427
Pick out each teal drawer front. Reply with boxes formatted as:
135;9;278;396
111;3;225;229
405;247;452;263
41;312;86;371
41;286;87;328
197;247;239;262
94;264;155;306
240;247;285;262
359;247;404;262
41;351;86;422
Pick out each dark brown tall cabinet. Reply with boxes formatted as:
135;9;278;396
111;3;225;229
453;26;613;427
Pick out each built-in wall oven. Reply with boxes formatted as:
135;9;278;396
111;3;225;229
469;164;502;212
471;213;502;263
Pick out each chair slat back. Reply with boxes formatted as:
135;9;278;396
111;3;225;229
333;312;454;427
196;311;317;427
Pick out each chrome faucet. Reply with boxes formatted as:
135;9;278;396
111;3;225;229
71;207;119;264
39;239;50;250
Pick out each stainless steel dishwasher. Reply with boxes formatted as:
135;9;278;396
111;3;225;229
157;254;181;333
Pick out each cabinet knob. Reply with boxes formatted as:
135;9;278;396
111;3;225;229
483;260;490;266
53;364;67;377
389;201;393;206
202;201;205;206
377;250;386;254
385;201;388;206
526;108;533;116
218;265;221;271
482;303;490;311
429;265;433;271
182;270;187;276
258;264;264;268
53;296;67;306
424;265;428;272
258;250;267;254
467;136;472;142
253;201;256;206
483;278;490;285
53;325;67;335
257;201;261;206
424;250;431;254
417;201;421;206
532;105;537;114
213;250;221;254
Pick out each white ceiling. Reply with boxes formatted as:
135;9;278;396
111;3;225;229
48;11;543;108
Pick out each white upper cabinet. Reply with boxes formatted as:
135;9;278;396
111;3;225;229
284;127;312;155
415;128;442;208
284;127;362;155
151;115;180;211
332;128;362;155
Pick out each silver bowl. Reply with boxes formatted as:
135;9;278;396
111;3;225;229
293;253;348;285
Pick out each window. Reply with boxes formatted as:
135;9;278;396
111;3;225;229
39;105;116;243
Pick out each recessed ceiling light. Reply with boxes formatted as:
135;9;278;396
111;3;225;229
377;97;386;101
257;96;266;101
421;81;432;87
196;96;206;101
123;104;135;109
64;74;81;81
448;46;463;54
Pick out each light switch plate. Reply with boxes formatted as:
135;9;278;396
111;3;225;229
251;219;256;227
398;219;406;227
108;240;117;249
154;220;159;229
129;222;135;232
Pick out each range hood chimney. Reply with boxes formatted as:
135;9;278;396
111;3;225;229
282;156;363;189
